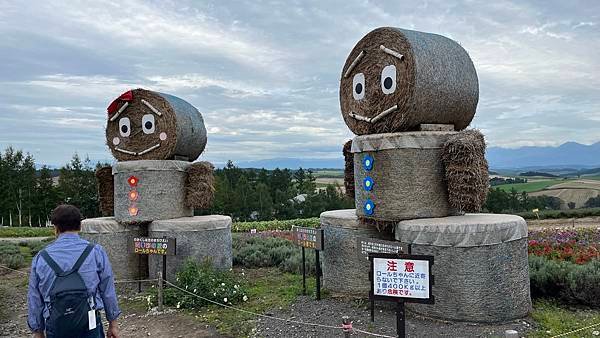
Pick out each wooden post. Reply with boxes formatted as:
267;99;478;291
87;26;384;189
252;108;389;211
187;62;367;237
157;271;163;312
301;247;306;295
315;249;321;301
396;300;405;338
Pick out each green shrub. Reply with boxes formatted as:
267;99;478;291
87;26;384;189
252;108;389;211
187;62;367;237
27;240;51;256
567;260;600;307
0;242;26;269
232;218;319;232
155;260;248;309
0;227;54;238
529;255;600;306
233;235;315;275
518;207;600;220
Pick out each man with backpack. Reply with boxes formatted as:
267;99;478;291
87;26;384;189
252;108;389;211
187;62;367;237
27;205;121;338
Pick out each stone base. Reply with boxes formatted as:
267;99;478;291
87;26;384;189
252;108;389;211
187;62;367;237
320;209;394;296
81;217;146;280
395;214;531;323
148;215;232;282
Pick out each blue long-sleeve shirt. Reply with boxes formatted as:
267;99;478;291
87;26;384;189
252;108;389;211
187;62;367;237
27;233;121;332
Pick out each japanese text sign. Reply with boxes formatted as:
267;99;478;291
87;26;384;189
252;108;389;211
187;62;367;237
292;226;324;250
130;237;176;256
357;237;406;260
369;253;434;304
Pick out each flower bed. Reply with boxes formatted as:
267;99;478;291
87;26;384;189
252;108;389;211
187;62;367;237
528;228;600;264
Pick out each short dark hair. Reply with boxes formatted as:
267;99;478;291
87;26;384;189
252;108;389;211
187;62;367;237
51;205;82;232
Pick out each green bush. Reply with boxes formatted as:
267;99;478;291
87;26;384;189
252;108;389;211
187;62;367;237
156;260;248;309
0;242;26;269
0;227;54;238
232;218;319;232
233;235;315;275
567;260;600;307
27;240;51;256
529;255;600;306
518;207;600;220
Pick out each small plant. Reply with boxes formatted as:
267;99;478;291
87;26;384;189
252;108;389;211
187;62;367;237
0;242;26;269
159;260;248;310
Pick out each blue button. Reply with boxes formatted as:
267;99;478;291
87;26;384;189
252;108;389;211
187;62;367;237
363;155;374;171
363;176;374;191
364;199;375;215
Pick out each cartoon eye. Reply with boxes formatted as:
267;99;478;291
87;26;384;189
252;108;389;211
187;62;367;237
142;114;155;134
118;117;131;137
381;65;397;95
352;73;365;100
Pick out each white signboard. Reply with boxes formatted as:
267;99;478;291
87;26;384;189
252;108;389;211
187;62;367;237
373;257;430;299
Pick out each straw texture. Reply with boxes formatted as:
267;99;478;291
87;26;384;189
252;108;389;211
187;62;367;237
340;27;478;135
185;161;215;209
441;129;489;213
96;166;114;216
343;140;355;199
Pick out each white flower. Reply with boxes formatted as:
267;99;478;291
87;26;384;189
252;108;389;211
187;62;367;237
221;283;225;287
185;285;188;290
223;298;228;303
243;295;248;302
213;292;217;297
176;302;181;309
233;290;237;294
193;289;197;293
234;285;239;290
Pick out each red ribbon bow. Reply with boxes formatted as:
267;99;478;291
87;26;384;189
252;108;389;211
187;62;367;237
107;90;134;116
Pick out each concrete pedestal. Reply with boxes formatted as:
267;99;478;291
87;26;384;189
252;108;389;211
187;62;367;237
148;215;232;282
81;217;146;280
351;131;456;222
395;214;531;323
113;160;193;223
320;209;394;296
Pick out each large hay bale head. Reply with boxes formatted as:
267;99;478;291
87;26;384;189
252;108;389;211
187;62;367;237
340;27;479;135
106;88;207;161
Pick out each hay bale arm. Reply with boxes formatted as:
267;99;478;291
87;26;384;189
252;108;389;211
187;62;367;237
441;129;489;213
343;140;355;200
96;166;114;216
185;161;215;209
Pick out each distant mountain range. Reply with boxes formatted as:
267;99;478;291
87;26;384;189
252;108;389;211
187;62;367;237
486;141;600;169
235;141;600;170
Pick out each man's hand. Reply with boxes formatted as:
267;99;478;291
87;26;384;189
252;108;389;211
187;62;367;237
32;332;45;338
107;320;120;338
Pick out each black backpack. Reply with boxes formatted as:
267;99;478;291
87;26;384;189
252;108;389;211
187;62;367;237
40;243;95;337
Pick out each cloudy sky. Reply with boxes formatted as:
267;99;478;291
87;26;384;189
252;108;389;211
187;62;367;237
0;0;598;167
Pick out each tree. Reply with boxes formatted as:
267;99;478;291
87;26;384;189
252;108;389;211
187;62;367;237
57;154;100;218
567;202;576;210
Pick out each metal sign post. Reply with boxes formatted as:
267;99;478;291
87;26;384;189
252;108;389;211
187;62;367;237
368;252;434;338
292;226;324;300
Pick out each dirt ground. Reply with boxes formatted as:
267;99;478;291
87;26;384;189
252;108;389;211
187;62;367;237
526;216;600;231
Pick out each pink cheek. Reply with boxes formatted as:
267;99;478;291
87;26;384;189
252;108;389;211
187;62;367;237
159;132;167;141
112;137;120;145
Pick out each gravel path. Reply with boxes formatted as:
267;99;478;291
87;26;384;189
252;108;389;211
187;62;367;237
254;296;532;338
0;236;52;243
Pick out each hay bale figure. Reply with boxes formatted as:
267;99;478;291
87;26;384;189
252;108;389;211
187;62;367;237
99;89;215;219
340;27;486;225
340;27;478;135
441;129;489;213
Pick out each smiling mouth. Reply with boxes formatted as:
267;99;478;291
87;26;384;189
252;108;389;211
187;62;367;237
115;143;160;156
349;104;398;123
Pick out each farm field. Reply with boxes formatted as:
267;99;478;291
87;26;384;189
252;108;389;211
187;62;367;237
494;179;567;193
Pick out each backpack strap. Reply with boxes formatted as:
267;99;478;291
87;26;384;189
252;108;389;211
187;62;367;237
69;243;95;273
40;250;64;275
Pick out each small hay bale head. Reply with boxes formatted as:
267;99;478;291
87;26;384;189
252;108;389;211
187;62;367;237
105;89;207;161
340;27;479;135
441;129;489;213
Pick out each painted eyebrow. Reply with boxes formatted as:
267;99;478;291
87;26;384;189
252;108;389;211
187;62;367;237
380;44;404;60
343;50;366;78
141;99;163;116
109;102;129;122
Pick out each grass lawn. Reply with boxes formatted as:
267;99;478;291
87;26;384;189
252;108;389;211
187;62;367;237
494;179;567;193
529;299;600;337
